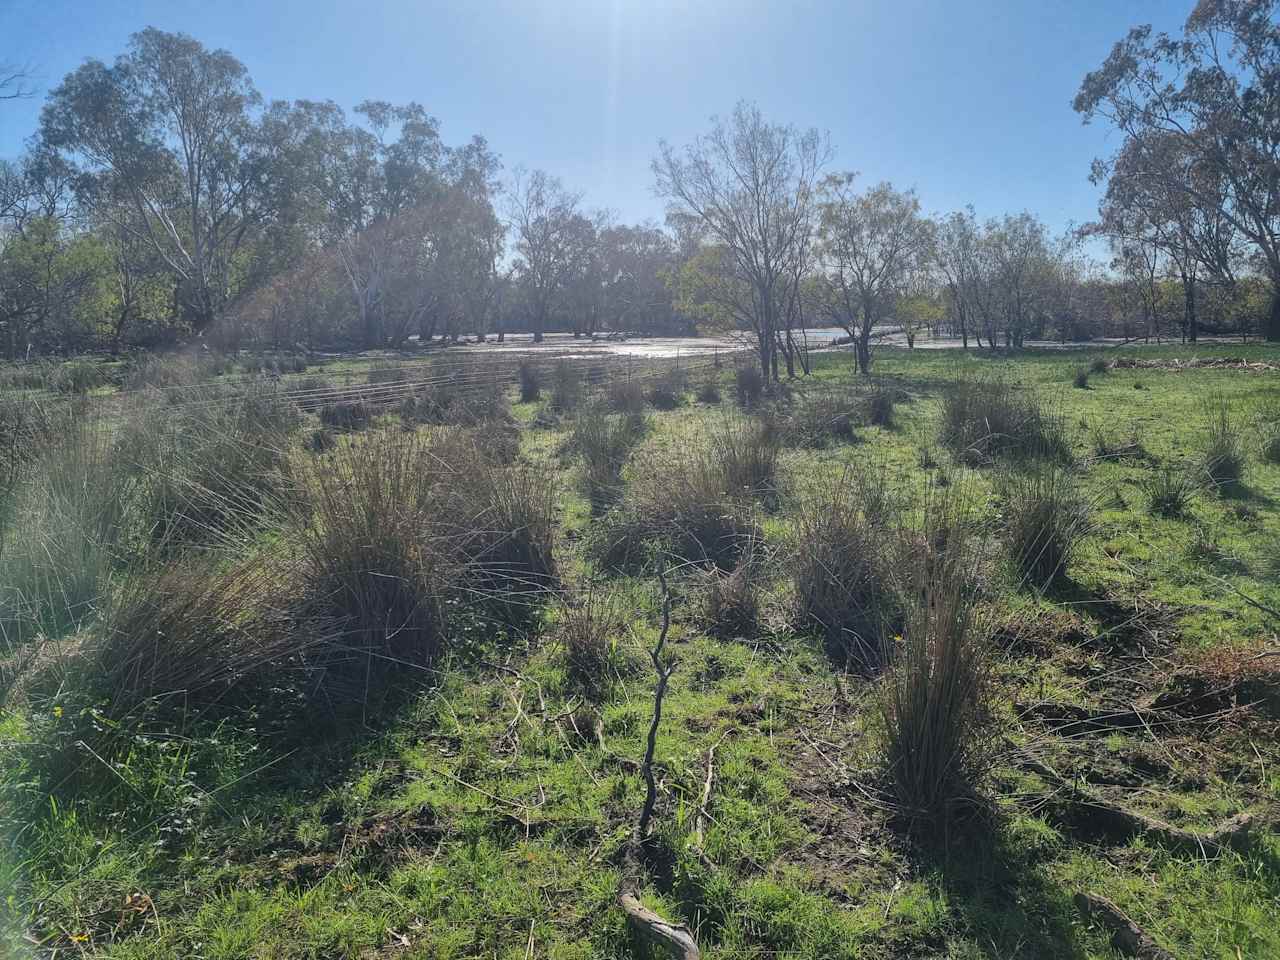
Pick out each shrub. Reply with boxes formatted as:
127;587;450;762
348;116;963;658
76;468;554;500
646;367;687;410
550;360;584;413
1202;396;1245;493
0;416;128;647
940;380;1070;464
735;365;765;407
696;376;722;404
877;489;991;825
517;359;541;402
1142;465;1198;518
791;466;896;666
1090;357;1109;375
593;453;758;572
366;362;411;386
606;377;646;415
997;466;1090;591
1072;368;1090;389
1261;423;1280;464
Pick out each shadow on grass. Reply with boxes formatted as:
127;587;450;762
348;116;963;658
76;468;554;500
905;815;1088;959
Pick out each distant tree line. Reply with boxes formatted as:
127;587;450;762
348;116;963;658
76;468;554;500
2;2;1278;363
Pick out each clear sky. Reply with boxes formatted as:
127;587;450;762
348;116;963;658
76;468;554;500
0;0;1194;232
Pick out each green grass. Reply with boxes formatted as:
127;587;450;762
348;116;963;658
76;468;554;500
2;342;1279;959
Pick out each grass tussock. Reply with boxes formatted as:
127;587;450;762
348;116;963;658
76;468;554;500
518;359;541;403
1202;395;1245;493
568;404;648;510
877;486;991;826
590;417;774;571
696;375;722;404
940;380;1070;464
560;584;628;700
735;365;765;407
645;367;688;410
1142;464;1199;519
791;465;896;666
605;377;646;415
285;428;455;704
997;465;1090;591
786;389;861;448
550;360;584;414
698;552;763;640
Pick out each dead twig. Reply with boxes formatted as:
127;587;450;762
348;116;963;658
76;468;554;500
616;563;701;960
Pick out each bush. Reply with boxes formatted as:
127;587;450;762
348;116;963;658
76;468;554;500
735;365;765;407
1072;368;1090;389
124;382;301;553
940;380;1070;464
997;465;1090;591
1202;396;1245;493
877;489;991;825
366;362;410;385
1142;465;1198;518
50;361;106;395
592;447;759;572
1090;357;1109;375
517;359;541;402
791;466;896;666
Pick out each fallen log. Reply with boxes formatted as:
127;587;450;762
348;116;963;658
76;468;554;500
618;879;700;960
1073;892;1175;960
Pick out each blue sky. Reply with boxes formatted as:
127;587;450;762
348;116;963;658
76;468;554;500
1;0;1193;232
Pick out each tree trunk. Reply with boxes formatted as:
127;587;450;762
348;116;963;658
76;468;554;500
1267;285;1280;342
1183;273;1198;343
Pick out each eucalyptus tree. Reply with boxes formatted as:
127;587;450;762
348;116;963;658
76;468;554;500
507;168;591;342
40;28;269;333
654;101;828;379
1076;1;1280;339
814;177;932;372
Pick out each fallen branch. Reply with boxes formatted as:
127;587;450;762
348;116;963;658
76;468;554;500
1016;750;1262;855
617;564;701;959
1073;892;1175;960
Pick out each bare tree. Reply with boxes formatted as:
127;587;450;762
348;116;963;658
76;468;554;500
654;101;828;381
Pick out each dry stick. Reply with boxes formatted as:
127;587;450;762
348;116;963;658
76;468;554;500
1073;892;1176;960
616;564;701;960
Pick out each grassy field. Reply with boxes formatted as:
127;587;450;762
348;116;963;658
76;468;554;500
1;343;1278;959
